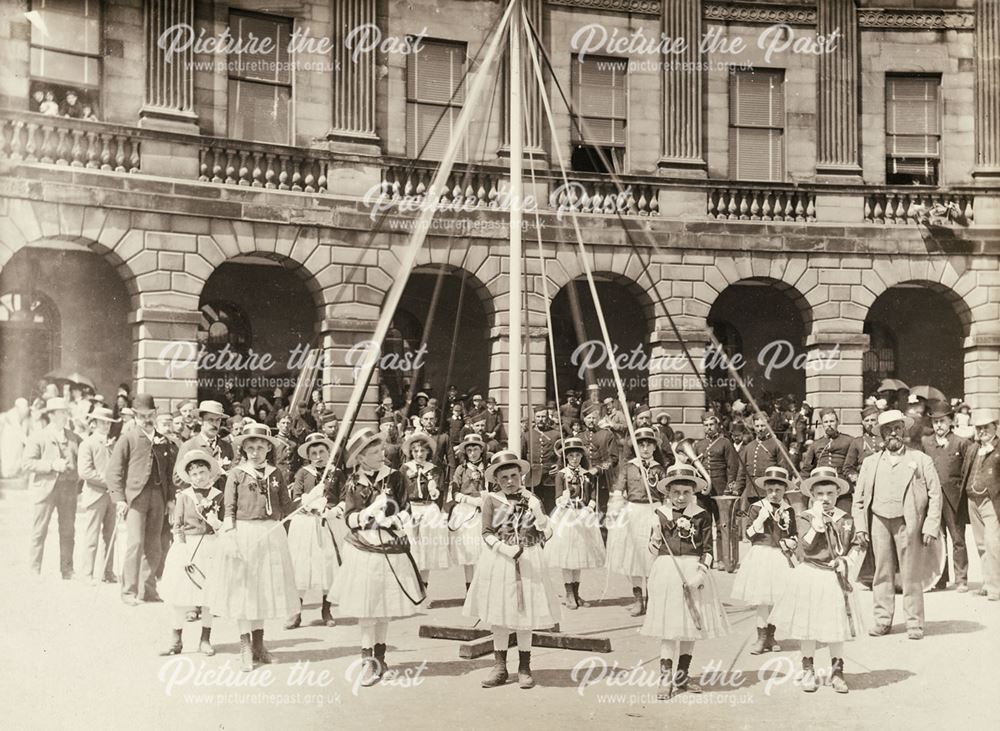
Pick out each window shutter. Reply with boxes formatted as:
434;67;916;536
232;14;291;85
572;56;627;144
730;70;783;128
729;70;784;181
408;42;465;104
886;76;940;158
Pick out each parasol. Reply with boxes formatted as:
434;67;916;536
876;378;908;392
909;385;946;402
43;369;96;391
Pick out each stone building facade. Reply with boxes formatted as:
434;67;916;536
1;0;999;435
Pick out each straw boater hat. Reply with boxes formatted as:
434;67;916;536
198;400;226;417
297;432;335;460
555;436;586;456
633;426;659;444
753;465;794;492
484;450;530;483
88;406;120;423
877;409;914;431
42;397;71;414
971;408;999;428
402;431;436;458
345;427;384;468
657;462;708;494
800;466;850;497
458;433;486;452
232;422;283;451
174;448;222;485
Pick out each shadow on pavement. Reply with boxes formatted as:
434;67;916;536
844;668;915;690
920;619;985;636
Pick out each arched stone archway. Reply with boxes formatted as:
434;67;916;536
547;272;655;408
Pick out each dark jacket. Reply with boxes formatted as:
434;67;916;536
106;424;177;506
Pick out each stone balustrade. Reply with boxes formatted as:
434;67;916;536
0;110;140;172
380;161;504;209
198;141;328;192
708;186;817;222
864;190;975;225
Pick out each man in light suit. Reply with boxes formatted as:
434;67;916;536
106;394;177;605
23;398;81;579
962;409;1000;600
78;406;121;583
854;410;942;640
174;400;233;490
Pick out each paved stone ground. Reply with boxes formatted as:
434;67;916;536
1;487;997;731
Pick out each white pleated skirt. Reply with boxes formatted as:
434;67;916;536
768;563;865;643
606;501;658;578
545;506;606;570
329;530;423;620
641;555;731;641
204;520;299;621
286;514;339;594
448;502;482;566
406;502;451;571
160;534;217;607
730;544;794;606
463;544;561;630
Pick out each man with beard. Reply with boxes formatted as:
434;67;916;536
174;401;234;490
801;409;854;509
921;403;974;592
177;400;198;441
844;405;885;490
522;406;560;513
694;411;741;571
854;410;941;639
418;406;452;476
579;402;620;503
961;410;1000;600
736;412;787;504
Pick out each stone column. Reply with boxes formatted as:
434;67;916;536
130;308;200;412
328;0;380;153
488;327;548;433
500;0;545;160
657;0;705;177
816;0;861;179
648;326;709;435
139;0;198;133
975;0;1000;178
804;332;868;432
320;317;380;425
963;326;1000;409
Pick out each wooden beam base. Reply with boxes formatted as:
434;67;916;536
419;624;611;658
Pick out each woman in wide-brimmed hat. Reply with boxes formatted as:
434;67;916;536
463;450;560;690
768;466;863;695
641;463;730;701
448;432;491;591
284;432;342;630
545;437;605;610
400;431;450;584
329;427;424;689
159;449;224;658
730;465;798;656
205;422;298;672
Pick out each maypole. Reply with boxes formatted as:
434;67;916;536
507;1;524;449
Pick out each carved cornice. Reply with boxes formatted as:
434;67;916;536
546;0;660;16
858;10;974;30
703;3;815;26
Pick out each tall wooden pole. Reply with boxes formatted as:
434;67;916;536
507;2;524;449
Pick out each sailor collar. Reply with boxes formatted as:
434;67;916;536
628;456;660;469
355;464;393;486
404;459;433;471
559;465;586;478
657;501;705;520
237;462;276;480
181;486;221;503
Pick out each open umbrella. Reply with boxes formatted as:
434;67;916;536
877;378;908;392
43;369;96;392
909;385;946;402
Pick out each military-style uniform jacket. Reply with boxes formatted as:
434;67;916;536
801;433;853;484
581;425;621;485
171;486;224;536
224;462;292;521
650;502;712;562
522;425;559;488
481;491;549;548
401;459;443;504
555;465;595;508
693;434;740;495
921;432;973;517
290;464;343;513
744;499;797;548
844;432;884;485
612;457;665;503
736;437;786;500
273;433;298;484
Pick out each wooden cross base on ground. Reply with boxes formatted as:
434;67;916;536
419;624;612;659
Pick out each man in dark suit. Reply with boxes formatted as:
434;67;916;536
922;402;974;592
801;408;854;509
241;387;273;423
962;409;1000;600
107;394;178;605
23;398;81;579
174;400;234;487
